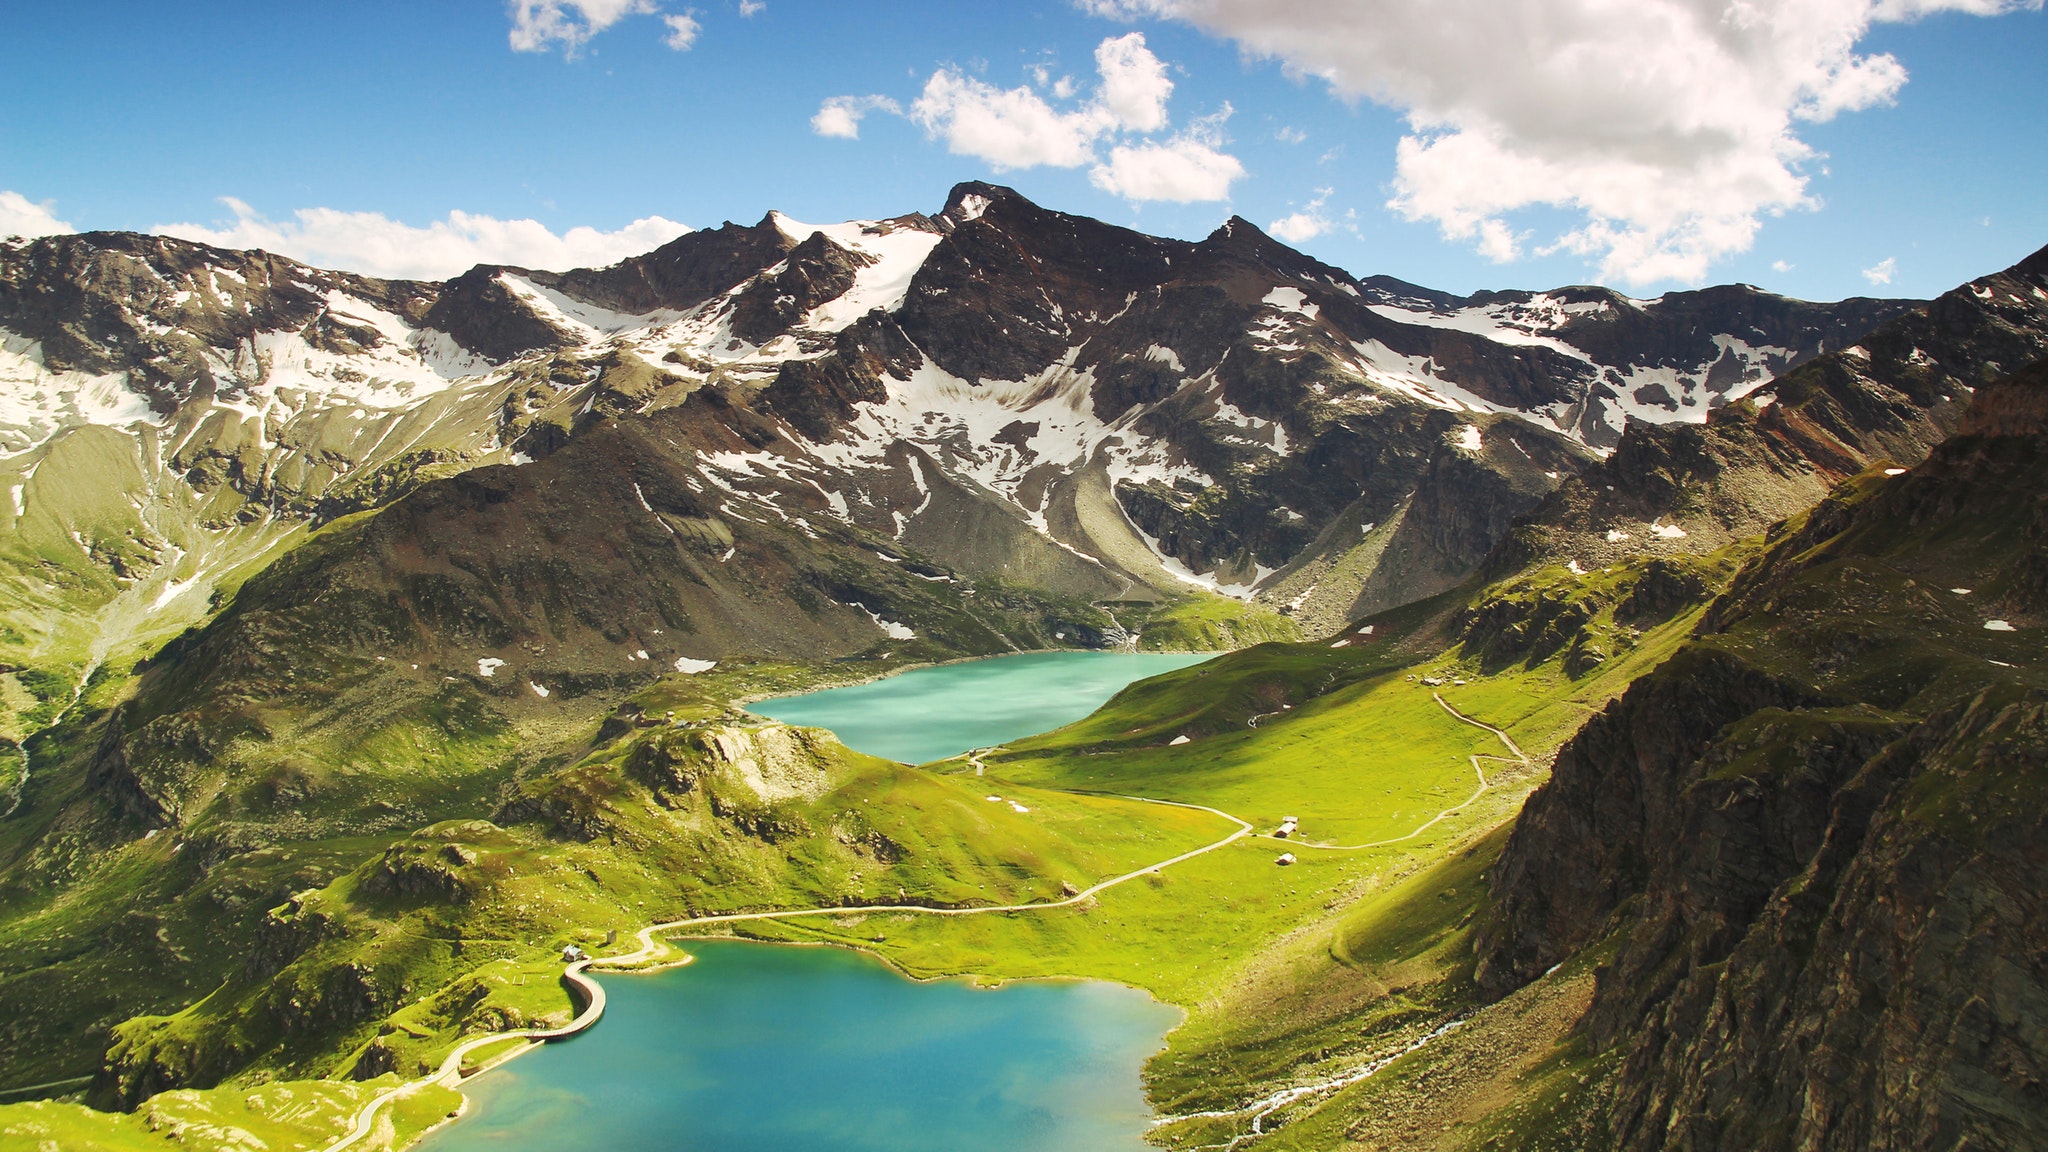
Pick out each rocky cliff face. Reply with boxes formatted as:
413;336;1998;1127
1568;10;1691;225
1475;354;2048;1150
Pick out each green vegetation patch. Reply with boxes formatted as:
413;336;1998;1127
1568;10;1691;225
0;1075;461;1152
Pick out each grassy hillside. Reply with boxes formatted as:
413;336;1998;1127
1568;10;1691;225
711;548;1741;1148
0;514;1751;1152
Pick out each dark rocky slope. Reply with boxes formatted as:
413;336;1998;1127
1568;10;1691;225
1475;356;2048;1150
1486;242;2048;578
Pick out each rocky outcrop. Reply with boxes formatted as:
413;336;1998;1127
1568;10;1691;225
420;265;573;362
1602;691;2048;1152
527;214;793;315
729;230;875;345
1475;355;2048;1149
758;311;924;440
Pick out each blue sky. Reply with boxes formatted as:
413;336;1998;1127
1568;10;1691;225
2;0;2042;301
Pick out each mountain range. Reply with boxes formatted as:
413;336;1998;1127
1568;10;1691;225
2;182;2045;1152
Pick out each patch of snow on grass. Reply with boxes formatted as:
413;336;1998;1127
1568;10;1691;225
1454;424;1483;452
1984;620;2017;632
1606;529;1632;543
1651;522;1688;539
674;657;717;674
1169;735;1192;745
530;682;550;698
477;657;506;678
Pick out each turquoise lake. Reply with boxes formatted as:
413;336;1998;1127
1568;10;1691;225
749;650;1214;764
419;941;1181;1152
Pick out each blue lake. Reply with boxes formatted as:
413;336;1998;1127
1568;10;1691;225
749;650;1214;764
418;940;1180;1152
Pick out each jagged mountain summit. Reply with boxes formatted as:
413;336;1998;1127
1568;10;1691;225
0;183;1921;692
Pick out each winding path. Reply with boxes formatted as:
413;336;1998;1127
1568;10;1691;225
318;692;1521;1152
1272;694;1528;852
322;965;607;1152
318;796;1250;1152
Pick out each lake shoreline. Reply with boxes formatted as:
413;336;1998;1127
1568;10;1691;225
747;649;1216;765
420;940;1181;1152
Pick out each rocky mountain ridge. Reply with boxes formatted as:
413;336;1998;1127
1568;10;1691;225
0;185;1924;721
1482;242;2048;579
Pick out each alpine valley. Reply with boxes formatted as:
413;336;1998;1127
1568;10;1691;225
1;182;2044;1152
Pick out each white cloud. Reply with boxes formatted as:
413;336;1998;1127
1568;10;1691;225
661;12;701;49
1094;32;1174;132
1079;0;2039;284
1275;126;1307;144
153;198;691;280
1862;256;1897;285
739;0;764;13
1267;187;1332;243
910;70;1113;169
0;191;73;240
1772;259;1795;272
1092;138;1245;202
508;0;656;55
812;95;902;140
899;33;1239;201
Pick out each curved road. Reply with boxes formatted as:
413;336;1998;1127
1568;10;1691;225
320;692;1519;1152
319;796;1250;1152
1273;693;1529;852
322;964;606;1152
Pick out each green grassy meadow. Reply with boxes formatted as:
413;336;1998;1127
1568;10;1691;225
0;541;1744;1152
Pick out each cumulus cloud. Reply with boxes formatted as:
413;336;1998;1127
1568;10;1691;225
1267;187;1333;243
1094;32;1174;132
1079;0;2039;283
661;12;701;49
739;0;764;13
910;70;1114;169
153;198;691;280
1093;138;1245;202
0;191;73;240
508;0;657;54
812;95;902;139
1862;256;1897;285
872;32;1240;200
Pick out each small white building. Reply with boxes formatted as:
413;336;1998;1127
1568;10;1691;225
1275;853;1297;867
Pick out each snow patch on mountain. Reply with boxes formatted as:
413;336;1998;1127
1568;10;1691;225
1341;340;1508;415
770;213;946;333
1365;301;1592;361
499;274;677;341
0;331;160;454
